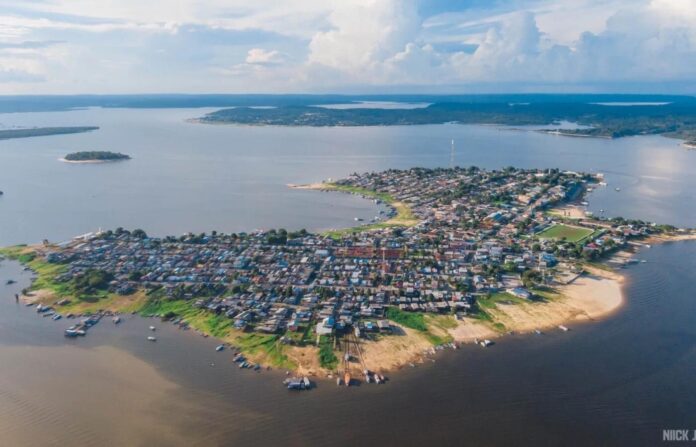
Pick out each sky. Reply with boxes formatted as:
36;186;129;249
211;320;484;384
0;0;695;94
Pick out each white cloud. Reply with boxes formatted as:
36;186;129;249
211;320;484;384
245;48;284;65
0;0;695;93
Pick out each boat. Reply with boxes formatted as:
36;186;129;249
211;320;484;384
149;325;156;331
147;336;157;341
615;187;621;191
480;339;493;347
52;314;62;321
336;377;342;386
354;217;363;222
534;329;543;335
559;325;570;332
112;316;121;324
215;344;224;352
5;279;16;285
344;372;351;387
65;329;79;337
302;377;311;389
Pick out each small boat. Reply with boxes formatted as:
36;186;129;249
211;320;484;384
52;314;62;321
149;325;156;331
344;372;351;387
254;364;261;371
615;187;621;192
559;325;569;332
534;329;543;335
302;377;311;389
480;339;493;347
354;217;363;222
336;377;342;386
147;336;157;341
5;279;16;285
112;316;121;324
215;344;224;352
65;329;79;337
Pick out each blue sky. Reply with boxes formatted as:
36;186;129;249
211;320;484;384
0;0;695;94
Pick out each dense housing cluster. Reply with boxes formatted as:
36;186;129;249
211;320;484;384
41;167;662;339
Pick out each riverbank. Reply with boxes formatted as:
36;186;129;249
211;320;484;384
288;182;419;238
0;243;624;379
59;158;119;164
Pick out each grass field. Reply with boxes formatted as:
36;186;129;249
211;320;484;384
317;183;419;239
537;224;594;243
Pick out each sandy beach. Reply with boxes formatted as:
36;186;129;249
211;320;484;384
280;266;625;377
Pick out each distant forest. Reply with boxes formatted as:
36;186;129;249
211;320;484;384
64;151;130;161
0;94;694;141
0;126;98;140
200;101;696;141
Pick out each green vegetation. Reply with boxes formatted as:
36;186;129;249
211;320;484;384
232;333;296;370
64;151;130;161
386;307;428;331
72;269;113;294
386;307;453;345
318;335;338;370
0;126;99;140
319;183;419;238
138;297;295;369
537;224;594;243
200;100;696;142
478;292;528;309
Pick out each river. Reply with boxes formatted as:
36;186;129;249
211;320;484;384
1;107;696;446
0;107;694;246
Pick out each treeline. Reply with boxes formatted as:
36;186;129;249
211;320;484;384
64;151;130;161
0;126;98;140
201;101;696;141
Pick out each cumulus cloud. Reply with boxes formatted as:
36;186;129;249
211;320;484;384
245;48;284;65
1;0;695;93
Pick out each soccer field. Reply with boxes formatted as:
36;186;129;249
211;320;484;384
537;224;594;242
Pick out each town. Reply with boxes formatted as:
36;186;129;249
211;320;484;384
13;166;670;378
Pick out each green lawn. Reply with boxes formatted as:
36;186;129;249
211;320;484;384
537;224;594;243
318;183;419;239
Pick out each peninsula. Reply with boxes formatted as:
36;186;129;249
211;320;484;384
61;151;131;163
0;126;99;140
1;166;691;382
197;100;696;143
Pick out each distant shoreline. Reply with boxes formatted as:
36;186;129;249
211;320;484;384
58;158;128;164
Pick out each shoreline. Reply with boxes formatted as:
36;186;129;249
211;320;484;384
5;231;695;380
58;158;129;164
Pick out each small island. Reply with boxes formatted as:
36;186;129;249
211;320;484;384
61;151;131;163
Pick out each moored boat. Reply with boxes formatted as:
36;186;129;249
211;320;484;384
147;336;157;341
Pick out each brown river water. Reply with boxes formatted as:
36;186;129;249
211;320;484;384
2;239;696;446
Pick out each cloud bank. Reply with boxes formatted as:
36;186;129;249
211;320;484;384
0;0;694;93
